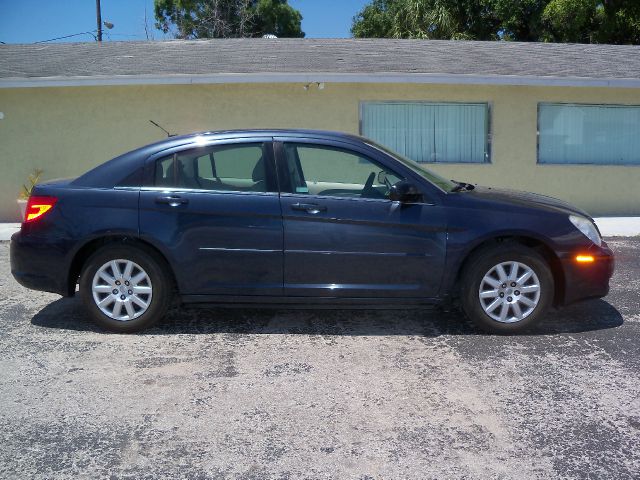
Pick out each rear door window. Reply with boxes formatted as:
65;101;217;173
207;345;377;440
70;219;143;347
155;143;271;192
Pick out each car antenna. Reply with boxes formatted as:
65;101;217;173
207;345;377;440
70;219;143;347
149;120;175;137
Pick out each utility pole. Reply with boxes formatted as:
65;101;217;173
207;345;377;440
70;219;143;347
96;0;102;42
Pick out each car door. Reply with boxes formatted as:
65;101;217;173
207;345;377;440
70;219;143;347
139;138;283;297
275;138;447;299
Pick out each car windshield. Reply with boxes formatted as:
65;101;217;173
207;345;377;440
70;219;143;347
365;140;458;192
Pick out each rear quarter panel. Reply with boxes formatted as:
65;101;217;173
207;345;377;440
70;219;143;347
20;184;140;294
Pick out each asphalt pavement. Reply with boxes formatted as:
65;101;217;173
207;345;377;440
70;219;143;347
0;239;638;479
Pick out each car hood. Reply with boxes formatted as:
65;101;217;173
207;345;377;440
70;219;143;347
465;186;591;218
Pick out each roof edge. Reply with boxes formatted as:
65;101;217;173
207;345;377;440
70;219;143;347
1;72;639;89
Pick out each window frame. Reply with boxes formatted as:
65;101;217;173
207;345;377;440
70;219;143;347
537;101;640;166
143;138;280;194
359;100;493;165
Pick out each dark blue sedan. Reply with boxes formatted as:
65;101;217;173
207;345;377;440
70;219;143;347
10;130;614;333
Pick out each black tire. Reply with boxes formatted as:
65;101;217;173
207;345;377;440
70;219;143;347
460;243;554;334
79;244;173;333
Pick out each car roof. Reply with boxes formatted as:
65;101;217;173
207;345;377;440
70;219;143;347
152;129;366;147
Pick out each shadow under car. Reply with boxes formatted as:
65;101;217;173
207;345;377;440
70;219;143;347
30;297;623;337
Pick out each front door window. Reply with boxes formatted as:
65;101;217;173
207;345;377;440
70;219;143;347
282;143;403;199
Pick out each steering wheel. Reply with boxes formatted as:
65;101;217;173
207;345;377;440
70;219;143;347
361;172;376;198
380;172;393;198
382;172;393;190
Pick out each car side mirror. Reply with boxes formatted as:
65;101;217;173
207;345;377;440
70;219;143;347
389;180;423;203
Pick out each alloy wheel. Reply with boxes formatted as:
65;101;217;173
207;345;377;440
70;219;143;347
478;261;541;323
91;259;153;321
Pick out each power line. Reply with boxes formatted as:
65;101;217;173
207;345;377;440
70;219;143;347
34;31;97;44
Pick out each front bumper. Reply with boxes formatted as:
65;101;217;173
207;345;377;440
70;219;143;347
10;230;71;296
560;241;615;305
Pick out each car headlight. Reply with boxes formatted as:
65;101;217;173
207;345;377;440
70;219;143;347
569;215;602;246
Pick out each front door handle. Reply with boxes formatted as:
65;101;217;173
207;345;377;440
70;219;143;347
155;195;189;207
291;203;327;214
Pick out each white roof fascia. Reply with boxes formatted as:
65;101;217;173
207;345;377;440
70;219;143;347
1;72;640;88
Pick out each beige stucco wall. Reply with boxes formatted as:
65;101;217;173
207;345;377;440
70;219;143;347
1;82;639;221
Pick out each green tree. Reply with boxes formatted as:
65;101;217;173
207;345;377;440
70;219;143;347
350;0;395;38
351;0;498;40
541;0;598;43
253;0;304;38
154;0;304;39
490;0;548;41
546;0;640;44
351;0;640;44
600;1;640;44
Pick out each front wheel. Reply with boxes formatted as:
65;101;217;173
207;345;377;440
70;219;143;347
79;245;172;333
460;244;554;334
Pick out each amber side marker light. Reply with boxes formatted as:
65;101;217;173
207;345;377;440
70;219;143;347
575;255;595;263
24;196;57;223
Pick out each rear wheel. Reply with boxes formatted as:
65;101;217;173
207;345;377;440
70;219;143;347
79;245;172;332
460;243;554;334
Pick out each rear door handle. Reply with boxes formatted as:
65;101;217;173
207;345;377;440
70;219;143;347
291;203;327;214
155;195;189;207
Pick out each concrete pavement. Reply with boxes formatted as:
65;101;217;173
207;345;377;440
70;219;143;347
0;223;19;241
0;239;638;478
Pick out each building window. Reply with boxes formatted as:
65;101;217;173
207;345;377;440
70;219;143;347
538;103;640;165
360;102;490;163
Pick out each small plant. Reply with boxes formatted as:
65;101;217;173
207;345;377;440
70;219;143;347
19;168;43;200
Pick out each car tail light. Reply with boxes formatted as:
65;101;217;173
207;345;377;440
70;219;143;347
24;196;57;223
